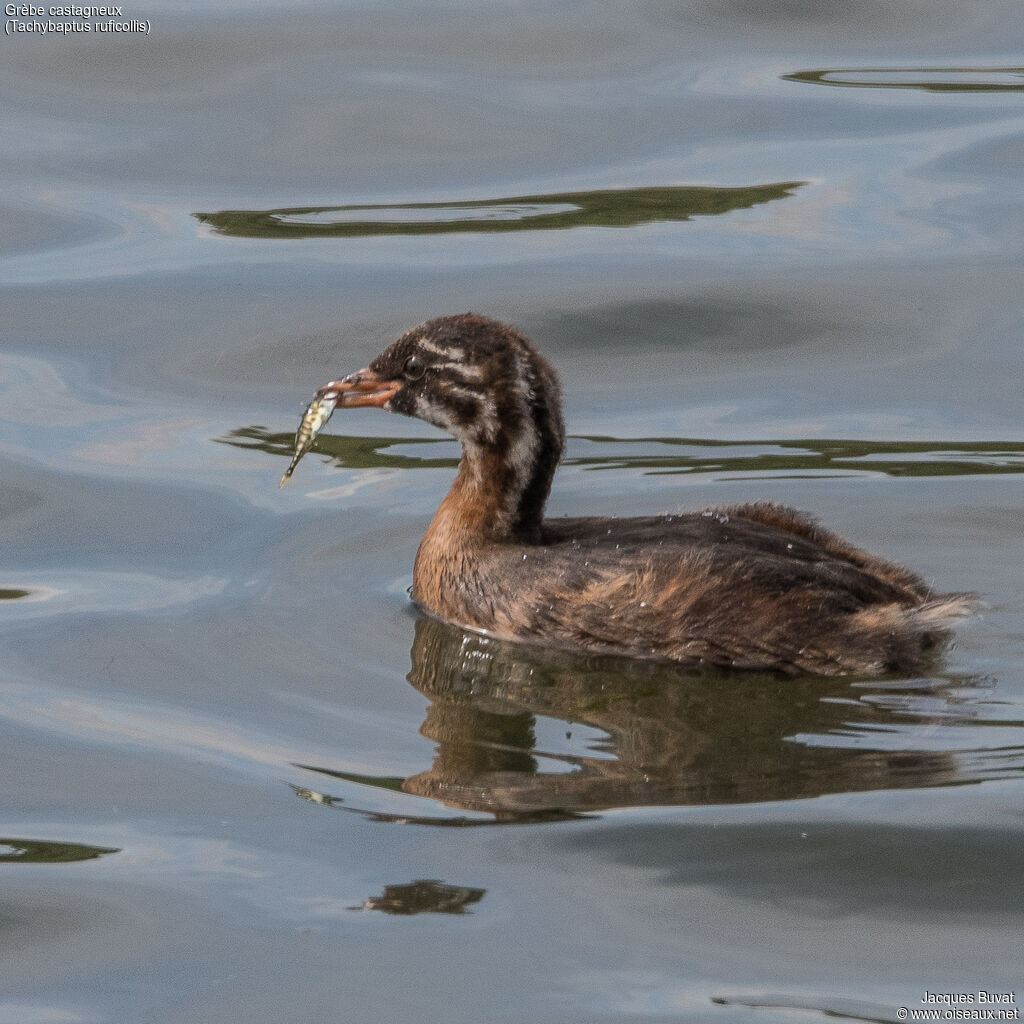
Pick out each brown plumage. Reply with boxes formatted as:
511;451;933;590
312;313;976;676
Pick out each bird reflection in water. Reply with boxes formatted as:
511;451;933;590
295;615;966;825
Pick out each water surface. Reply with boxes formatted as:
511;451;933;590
1;1;1022;1022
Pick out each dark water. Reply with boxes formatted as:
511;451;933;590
2;3;1023;1022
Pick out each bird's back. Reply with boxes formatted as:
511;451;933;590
414;501;974;676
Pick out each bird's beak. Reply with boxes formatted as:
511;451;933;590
316;368;402;408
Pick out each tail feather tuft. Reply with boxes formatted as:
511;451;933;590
843;592;981;675
907;594;983;632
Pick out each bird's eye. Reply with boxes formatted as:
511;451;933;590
404;355;426;380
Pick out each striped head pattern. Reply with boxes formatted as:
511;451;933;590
367;314;566;533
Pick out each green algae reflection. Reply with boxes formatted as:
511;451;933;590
195;183;804;240
784;67;1024;93
220;427;1024;481
355;880;485;915
0;837;120;863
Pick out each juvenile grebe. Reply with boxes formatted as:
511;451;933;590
309;313;974;676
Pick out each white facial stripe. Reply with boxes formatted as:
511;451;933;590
430;360;483;383
417;337;464;360
414;393;454;430
441;381;480;403
446;362;484;381
413;388;498;446
458;388;497;442
434;379;500;442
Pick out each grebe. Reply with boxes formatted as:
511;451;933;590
305;313;974;676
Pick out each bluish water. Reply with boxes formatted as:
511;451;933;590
1;3;1023;1022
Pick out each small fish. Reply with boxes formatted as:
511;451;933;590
279;392;338;487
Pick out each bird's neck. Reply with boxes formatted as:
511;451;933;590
423;423;563;548
411;380;564;619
